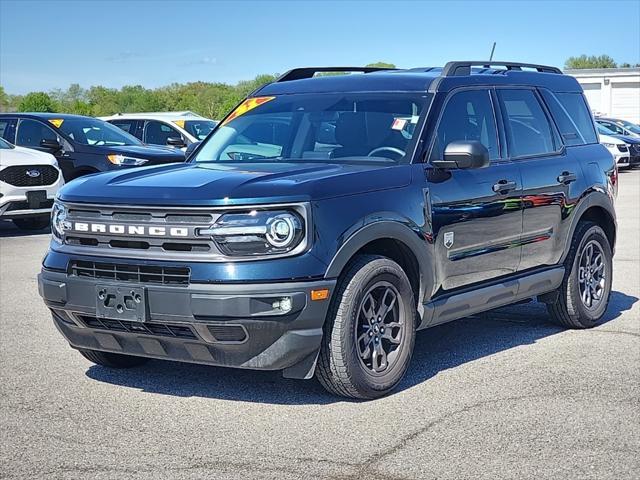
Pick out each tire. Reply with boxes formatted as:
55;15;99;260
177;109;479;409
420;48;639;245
78;349;149;368
316;255;416;399
547;221;613;328
12;216;50;231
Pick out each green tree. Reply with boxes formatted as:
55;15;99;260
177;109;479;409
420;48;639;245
0;86;8;112
565;55;617;69
366;62;396;69
18;92;57;112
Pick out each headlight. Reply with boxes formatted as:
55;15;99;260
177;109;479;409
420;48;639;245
107;154;149;166
601;143;615;148
200;209;306;257
51;202;69;243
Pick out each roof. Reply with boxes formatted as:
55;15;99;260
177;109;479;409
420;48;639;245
564;67;640;76
102;111;211;120
0;113;95;119
258;64;583;96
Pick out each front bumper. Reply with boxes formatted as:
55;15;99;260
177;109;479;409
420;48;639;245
0;176;63;218
38;268;335;379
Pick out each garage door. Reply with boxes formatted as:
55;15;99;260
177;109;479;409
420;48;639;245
611;82;640;123
581;83;602;115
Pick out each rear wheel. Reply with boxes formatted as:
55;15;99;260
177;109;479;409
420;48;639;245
316;255;416;399
78;349;149;368
12;216;50;231
547;221;613;328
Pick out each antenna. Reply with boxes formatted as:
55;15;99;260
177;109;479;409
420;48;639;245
489;42;496;61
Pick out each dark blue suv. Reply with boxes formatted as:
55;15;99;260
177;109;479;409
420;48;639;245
38;62;618;399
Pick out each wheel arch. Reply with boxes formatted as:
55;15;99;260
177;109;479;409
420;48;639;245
325;221;434;319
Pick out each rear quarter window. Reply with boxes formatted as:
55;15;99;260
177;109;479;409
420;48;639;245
541;90;598;146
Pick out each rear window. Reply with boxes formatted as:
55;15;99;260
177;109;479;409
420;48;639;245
541;91;598;146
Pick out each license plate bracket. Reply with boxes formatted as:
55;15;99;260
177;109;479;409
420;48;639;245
26;190;47;209
96;285;147;322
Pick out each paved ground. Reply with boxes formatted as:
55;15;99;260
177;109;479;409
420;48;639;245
1;170;638;480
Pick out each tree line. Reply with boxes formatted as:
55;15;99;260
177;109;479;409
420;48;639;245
0;57;636;119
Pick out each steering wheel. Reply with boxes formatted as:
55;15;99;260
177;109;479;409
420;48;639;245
367;146;405;158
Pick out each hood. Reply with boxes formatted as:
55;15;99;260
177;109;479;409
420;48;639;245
608;134;640;144
599;134;624;145
0;145;58;167
58;161;412;206
75;143;185;162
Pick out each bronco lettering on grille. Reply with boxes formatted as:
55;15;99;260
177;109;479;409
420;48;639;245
71;222;189;237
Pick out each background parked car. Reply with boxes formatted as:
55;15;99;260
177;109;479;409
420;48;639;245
101;111;218;149
0;137;64;230
0;114;186;181
595;117;640;138
597;123;640;168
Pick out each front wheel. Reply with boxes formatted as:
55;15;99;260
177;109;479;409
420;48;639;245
316;255;416;399
547;221;613;328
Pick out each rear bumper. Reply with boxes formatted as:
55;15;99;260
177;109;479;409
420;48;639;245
38;268;335;379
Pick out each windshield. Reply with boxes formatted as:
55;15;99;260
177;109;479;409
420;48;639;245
619;120;640;134
597;124;616;136
56;117;143;146
183;120;218;140
0;137;14;149
193;93;430;164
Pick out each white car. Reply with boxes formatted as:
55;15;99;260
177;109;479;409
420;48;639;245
599;131;630;169
0;137;64;230
100;111;218;149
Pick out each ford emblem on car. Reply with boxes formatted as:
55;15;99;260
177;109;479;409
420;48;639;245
26;169;41;178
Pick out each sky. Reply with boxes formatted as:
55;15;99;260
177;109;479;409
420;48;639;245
1;0;639;94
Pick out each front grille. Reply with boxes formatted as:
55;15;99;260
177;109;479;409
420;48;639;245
5;199;54;211
70;260;190;285
81;316;197;339
0;165;59;186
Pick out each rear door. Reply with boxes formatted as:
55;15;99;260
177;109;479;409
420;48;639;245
496;88;583;270
426;88;523;291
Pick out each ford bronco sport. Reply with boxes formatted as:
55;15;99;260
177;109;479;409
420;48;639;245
38;62;617;399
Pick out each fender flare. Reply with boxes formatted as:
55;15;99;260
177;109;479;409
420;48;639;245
561;190;617;263
324;221;435;319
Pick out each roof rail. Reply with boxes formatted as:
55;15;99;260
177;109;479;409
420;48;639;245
276;66;395;82
442;61;562;76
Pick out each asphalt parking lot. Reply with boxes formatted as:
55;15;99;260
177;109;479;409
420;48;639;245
0;170;638;480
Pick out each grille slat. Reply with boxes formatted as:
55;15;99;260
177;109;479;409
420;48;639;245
81;316;197;339
0;165;59;186
70;261;190;286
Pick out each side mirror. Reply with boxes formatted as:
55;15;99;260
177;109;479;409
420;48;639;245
166;137;186;148
40;138;62;152
185;141;201;159
431;140;490;170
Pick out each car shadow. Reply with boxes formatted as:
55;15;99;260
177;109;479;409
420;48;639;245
0;221;51;238
85;290;637;405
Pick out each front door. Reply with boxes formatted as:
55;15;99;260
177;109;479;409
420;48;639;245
426;88;523;291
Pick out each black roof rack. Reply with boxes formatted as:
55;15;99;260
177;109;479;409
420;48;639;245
442;61;562;76
276;67;396;82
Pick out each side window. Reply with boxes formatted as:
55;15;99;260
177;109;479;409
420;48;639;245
143;121;181;145
554;93;598;144
109;120;139;138
498;89;557;158
431;89;499;161
0;118;17;142
15;119;59;148
601;121;624;135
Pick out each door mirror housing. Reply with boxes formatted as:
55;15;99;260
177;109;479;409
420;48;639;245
166;137;186;148
431;141;490;170
184;141;201;159
40;138;62;152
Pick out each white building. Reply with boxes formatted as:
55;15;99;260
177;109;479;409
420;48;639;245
565;67;640;123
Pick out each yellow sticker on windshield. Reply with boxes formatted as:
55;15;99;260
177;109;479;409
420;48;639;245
221;96;275;126
48;119;64;128
173;120;185;128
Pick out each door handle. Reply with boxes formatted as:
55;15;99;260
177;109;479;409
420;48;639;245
492;179;517;193
557;171;577;184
